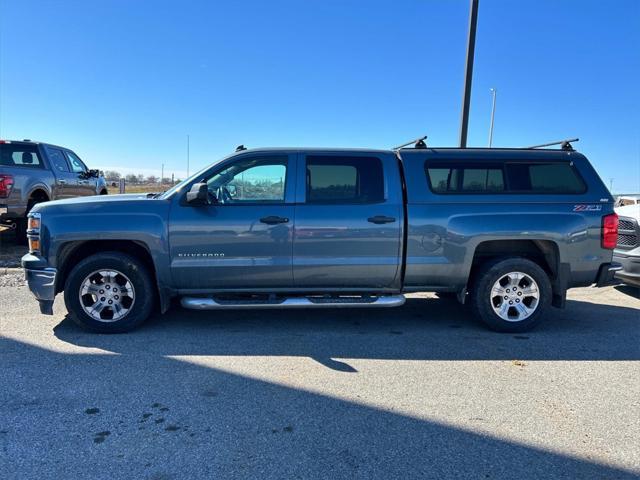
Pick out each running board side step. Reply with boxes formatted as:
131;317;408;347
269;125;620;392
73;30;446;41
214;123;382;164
181;295;406;310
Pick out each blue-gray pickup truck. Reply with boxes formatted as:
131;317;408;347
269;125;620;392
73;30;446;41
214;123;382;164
21;141;621;333
0;140;108;242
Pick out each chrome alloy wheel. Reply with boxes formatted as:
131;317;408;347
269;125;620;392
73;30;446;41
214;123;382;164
79;270;135;322
490;271;539;322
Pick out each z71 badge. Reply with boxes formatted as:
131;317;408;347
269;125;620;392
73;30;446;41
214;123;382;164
573;204;602;212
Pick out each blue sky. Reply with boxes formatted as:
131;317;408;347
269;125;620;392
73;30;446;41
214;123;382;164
1;0;638;192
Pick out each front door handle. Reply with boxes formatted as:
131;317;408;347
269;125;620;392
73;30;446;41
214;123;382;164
260;216;289;225
367;215;396;224
57;179;67;185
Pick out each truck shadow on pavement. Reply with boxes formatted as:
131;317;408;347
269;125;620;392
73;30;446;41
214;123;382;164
2;334;638;480
53;296;640;366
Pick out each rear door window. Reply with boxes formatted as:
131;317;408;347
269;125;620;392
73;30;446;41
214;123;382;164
306;156;385;204
0;144;43;168
45;147;71;172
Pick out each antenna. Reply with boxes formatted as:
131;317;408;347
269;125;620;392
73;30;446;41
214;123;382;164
394;136;427;150
528;138;579;151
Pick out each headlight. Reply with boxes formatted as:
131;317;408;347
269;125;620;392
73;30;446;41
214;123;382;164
27;212;41;253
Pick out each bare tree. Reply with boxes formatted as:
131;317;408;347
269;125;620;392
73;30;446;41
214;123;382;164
104;170;121;181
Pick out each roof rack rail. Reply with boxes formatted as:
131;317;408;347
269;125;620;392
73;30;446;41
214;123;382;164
394;135;427;150
527;138;579;151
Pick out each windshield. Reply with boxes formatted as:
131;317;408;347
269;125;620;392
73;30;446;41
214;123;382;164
158;153;235;199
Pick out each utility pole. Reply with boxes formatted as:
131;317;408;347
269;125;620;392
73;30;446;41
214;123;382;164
186;135;190;177
161;163;164;184
458;0;480;148
488;88;497;147
609;178;614;193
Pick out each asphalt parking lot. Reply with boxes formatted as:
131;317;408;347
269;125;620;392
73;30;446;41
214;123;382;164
1;274;639;480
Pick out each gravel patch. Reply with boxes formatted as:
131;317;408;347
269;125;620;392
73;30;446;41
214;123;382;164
0;272;25;288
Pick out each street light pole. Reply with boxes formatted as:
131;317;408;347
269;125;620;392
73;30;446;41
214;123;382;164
488;88;497;147
458;0;480;148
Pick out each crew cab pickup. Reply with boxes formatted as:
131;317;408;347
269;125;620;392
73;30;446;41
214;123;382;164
21;143;620;333
0;140;108;242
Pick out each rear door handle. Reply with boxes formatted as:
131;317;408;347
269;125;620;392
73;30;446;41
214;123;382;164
260;216;289;225
367;215;396;224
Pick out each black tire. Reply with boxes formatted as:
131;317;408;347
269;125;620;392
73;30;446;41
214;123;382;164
64;252;156;333
470;257;552;333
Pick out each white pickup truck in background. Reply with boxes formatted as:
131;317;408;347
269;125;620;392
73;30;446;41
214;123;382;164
614;201;640;287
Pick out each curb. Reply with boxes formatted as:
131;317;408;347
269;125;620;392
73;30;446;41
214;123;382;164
0;267;23;275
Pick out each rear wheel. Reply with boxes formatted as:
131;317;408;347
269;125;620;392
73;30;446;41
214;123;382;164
64;252;155;333
470;257;551;332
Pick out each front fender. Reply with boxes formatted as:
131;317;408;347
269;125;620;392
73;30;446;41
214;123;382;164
96;177;108;193
39;200;172;289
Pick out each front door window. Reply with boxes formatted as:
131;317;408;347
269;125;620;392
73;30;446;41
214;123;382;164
206;157;287;204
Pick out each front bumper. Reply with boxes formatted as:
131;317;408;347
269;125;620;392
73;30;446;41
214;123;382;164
613;252;640;287
22;253;57;315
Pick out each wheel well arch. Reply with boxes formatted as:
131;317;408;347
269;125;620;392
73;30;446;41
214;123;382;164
28;188;49;205
468;239;566;307
55;240;158;297
470;239;559;276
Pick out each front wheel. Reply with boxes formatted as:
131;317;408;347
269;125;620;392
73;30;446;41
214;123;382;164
470;257;552;332
64;252;156;333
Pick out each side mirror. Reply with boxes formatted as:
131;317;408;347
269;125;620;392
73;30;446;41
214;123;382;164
186;182;209;205
227;184;237;197
80;169;99;179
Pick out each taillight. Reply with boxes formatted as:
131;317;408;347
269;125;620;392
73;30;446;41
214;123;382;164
0;174;14;198
602;213;619;249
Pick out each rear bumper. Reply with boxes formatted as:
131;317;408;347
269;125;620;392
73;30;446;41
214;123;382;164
22;253;57;315
613;252;640;287
595;262;623;287
0;204;25;222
